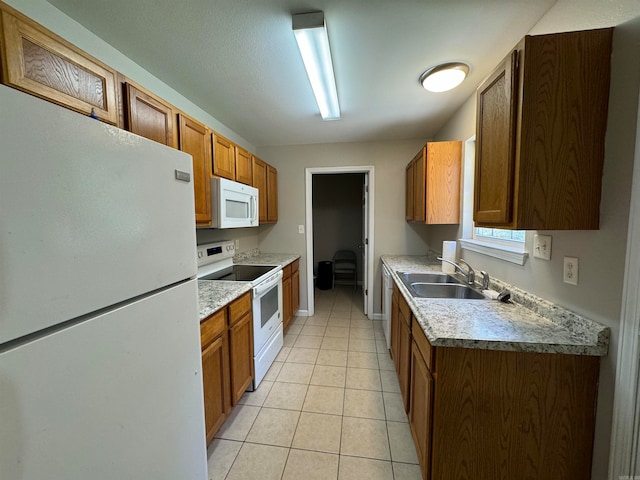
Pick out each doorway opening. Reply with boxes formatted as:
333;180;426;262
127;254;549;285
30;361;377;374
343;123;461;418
305;166;375;318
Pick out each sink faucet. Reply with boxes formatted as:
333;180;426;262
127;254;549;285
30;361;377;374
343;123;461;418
437;257;475;286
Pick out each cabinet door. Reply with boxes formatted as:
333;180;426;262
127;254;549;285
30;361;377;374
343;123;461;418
229;312;254;405
178;114;211;226
125;83;175;147
201;333;230;444
390;288;400;368
413;151;426;222
405;161;414;221
292;266;300;314
426;142;462;224
398;311;412;413
235;147;253;185
267;165;278;223
212;133;236;180
282;274;292;330
0;6;119;125
474;50;518;226
252;156;268;223
409;340;434;480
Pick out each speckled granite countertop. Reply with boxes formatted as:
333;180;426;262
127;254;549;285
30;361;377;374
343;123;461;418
233;250;300;267
197;251;300;321
381;255;609;356
197;281;252;321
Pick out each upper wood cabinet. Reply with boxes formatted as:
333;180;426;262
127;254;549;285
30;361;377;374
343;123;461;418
475;28;613;230
0;3;119;125
235;146;253;185
212;133;236;180
252;156;278;224
406;141;462;224
177;113;211;226
405;161;414;221
124;82;175;147
252;156;268;223
267;164;278;223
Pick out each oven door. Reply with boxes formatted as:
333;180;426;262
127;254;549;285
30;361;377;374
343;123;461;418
252;269;283;353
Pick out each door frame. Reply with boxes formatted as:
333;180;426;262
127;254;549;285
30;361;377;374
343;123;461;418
609;91;640;477
305;166;375;318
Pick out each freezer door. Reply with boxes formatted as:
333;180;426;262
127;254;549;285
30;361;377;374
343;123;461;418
0;280;207;480
0;85;197;344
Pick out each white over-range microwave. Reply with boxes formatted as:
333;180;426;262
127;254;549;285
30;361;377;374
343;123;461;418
208;177;259;228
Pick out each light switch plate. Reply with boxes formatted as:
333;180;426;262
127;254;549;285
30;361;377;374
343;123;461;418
298;224;305;234
563;256;579;285
533;234;552;260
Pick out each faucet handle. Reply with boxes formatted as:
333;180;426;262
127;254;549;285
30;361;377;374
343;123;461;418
480;271;490;290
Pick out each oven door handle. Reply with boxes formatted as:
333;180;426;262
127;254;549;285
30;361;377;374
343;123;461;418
254;270;283;296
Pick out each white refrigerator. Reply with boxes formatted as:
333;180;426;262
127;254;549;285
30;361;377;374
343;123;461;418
0;85;207;479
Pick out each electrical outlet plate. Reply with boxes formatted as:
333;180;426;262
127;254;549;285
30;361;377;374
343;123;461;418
234;239;240;250
563;256;579;285
533;234;552;260
298;224;305;234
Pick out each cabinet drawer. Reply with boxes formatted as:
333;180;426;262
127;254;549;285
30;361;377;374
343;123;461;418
229;292;251;327
282;264;292;280
201;309;226;349
412;317;434;372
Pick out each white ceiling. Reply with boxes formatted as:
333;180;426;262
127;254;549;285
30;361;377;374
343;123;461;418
46;0;556;147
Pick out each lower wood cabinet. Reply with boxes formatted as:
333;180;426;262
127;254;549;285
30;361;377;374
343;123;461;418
391;283;412;412
409;336;434;480
200;291;253;444
404;301;601;480
291;262;300;314
229;305;254;405
201;332;230;444
282;259;300;331
397;307;412;413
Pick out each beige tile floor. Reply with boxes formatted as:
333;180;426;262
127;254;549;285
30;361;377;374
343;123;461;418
207;286;422;480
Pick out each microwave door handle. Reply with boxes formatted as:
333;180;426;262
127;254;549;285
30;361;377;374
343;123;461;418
251;195;258;223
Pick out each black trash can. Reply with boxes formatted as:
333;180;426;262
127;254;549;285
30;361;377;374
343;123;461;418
317;261;333;290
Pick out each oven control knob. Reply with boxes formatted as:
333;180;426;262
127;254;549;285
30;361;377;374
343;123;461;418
197;251;203;258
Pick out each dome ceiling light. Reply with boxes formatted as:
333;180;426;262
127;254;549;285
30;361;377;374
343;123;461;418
419;62;470;93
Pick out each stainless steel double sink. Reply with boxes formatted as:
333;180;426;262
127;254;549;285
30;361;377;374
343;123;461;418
396;271;487;300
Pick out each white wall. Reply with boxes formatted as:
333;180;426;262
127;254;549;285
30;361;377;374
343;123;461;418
257;140;430;314
429;3;640;478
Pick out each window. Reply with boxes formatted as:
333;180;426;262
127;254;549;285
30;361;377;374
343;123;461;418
474;227;525;244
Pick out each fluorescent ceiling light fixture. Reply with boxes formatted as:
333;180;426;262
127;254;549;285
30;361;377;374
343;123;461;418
419;62;470;92
292;12;340;121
